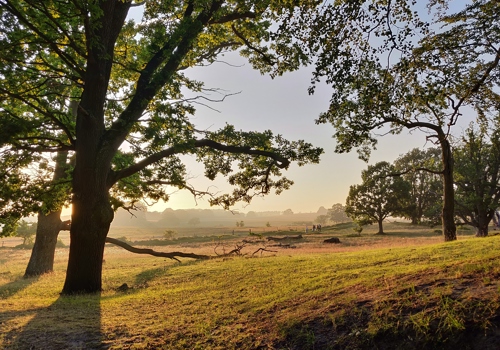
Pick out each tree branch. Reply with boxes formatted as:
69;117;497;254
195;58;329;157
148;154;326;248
209;11;256;24
105;237;210;262
103;1;224;155
231;24;276;66
110;138;290;185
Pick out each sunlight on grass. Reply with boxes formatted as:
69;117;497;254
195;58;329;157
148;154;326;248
2;225;500;349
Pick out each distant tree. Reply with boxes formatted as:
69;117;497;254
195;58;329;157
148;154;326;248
266;221;271;227
164;229;178;240
315;215;329;225
239;220;245;228
316;206;328;215
327;203;350;223
393;148;443;225
157;210;181;227
188;217;201;226
236;221;240;228
454;125;500;237
15;220;37;247
246;211;257;218
345;162;411;234
282;209;294;215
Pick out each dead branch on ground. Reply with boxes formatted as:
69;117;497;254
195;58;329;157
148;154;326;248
105;237;210;262
252;247;278;257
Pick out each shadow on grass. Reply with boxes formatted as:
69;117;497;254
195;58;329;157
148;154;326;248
135;265;171;286
0;275;39;298
131;258;204;287
274;311;500;350
2;294;104;350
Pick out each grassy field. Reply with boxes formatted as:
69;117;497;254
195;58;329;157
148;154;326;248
1;222;500;349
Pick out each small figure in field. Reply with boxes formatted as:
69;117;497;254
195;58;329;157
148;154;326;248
317;224;322;232
305;226;309;233
312;225;316;232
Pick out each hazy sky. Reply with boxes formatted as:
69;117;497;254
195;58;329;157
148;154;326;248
127;2;473;214
146;55;436;214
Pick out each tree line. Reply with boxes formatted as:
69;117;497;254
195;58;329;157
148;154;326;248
346;125;500;236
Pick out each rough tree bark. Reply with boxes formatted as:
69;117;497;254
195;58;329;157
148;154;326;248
24;150;69;277
440;136;457;241
61;2;130;294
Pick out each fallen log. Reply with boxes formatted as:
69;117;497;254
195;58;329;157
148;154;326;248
323;237;341;244
105;237;210;262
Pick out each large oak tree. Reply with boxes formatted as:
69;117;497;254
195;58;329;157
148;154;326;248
307;0;500;241
0;0;322;294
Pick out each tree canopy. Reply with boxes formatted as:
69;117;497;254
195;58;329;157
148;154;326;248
454;124;500;236
393;148;442;225
0;0;323;294
345;161;411;235
307;0;500;241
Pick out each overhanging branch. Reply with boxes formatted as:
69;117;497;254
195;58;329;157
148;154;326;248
110;138;290;185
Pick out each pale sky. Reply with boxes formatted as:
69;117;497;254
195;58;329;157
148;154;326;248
146;55;436;214
119;2;474;214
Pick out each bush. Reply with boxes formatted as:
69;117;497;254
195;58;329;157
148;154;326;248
164;230;178;240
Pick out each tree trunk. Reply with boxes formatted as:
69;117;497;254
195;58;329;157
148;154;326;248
475;215;489;237
62;179;114;294
24;150;69;277
24;211;63;277
60;1;130;294
440;137;457;241
376;218;385;234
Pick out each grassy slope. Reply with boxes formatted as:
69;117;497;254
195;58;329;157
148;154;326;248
1;224;500;349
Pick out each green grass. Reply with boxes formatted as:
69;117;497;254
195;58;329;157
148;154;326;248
1;223;500;349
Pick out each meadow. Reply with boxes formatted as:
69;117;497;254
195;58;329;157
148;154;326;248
1;222;500;349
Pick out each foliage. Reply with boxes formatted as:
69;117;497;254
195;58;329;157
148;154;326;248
315;214;329;225
14;220;37;246
310;0;500;159
393;148;442;225
0;0;324;220
454;124;500;236
282;209;294;215
164;229;178;240
345;162;411;234
327;203;351;223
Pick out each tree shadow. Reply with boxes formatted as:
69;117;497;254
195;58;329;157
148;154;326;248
134;265;170;287
2;294;104;350
0;275;39;298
